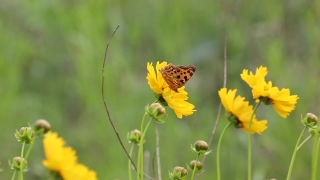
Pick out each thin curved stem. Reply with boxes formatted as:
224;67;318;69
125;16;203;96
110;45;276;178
247;101;261;180
101;26;137;171
286;126;307;180
216;122;232;180
297;135;311;150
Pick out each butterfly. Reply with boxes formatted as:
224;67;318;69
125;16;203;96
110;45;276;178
159;63;196;92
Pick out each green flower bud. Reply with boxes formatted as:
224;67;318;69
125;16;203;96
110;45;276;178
191;140;211;155
10;157;27;171
127;129;141;144
302;113;318;127
15;127;35;144
187;160;203;173
146;103;167;122
34;119;51;135
169;166;188;180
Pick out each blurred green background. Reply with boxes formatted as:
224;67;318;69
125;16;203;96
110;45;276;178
1;0;320;179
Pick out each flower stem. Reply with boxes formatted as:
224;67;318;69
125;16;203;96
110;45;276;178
137;113;152;180
128;144;134;180
137;113;147;180
19;142;25;180
190;153;200;180
12;170;16;180
24;139;36;161
155;124;162;180
216;122;232;180
297;135;311;150
247;101;261;180
311;134;319;180
286;126;307;180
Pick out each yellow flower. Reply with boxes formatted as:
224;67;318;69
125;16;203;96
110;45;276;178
252;80;299;118
147;61;196;118
218;88;267;134
240;66;268;88
61;163;97;180
42;132;77;172
241;66;299;118
42;132;97;180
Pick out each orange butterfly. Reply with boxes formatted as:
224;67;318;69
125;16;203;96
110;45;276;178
159;63;196;92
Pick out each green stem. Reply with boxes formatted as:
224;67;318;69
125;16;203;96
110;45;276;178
128;144;134;180
140;118;152;180
247;101;261;180
19;142;25;180
190;153;200;180
286;126;307;180
216;122;232;180
12;170;16;180
24;139;36;160
297;135;312;150
311;134;319;180
137;113;147;180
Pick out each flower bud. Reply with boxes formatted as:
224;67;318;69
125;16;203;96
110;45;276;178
11;157;27;171
302;113;318;127
187;160;203;173
169;166;188;180
191;140;211;155
34;119;51;135
146;103;167;122
127;129;141;144
15;127;35;144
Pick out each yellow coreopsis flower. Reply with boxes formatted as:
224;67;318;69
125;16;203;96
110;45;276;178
147;61;196;118
42;132;77;172
252;80;299;118
240;66;268;88
61;163;97;180
241;66;299;118
218;88;267;134
43;132;97;180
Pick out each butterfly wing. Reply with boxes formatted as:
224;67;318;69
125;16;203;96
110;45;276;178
159;63;196;92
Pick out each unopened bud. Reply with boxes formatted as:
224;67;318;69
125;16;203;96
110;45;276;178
188;160;203;173
127;129;141;144
303;113;318;127
169;166;188;180
146;103;167;122
15;127;35;144
11;157;27;171
191;140;211;155
34;119;51;135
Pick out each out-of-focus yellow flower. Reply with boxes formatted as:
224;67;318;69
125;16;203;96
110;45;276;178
42;132;77;172
60;163;97;180
241;66;299;118
147;61;196;118
252;80;299;118
218;88;267;134
42;132;97;180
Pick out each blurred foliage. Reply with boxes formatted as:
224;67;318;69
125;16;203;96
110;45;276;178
1;0;320;179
